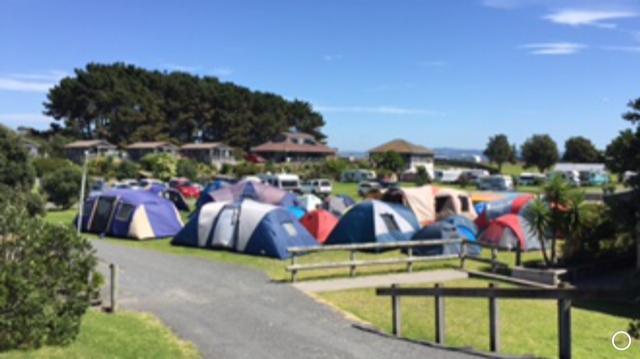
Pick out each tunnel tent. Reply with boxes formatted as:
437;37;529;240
172;199;317;259
197;180;300;209
323;194;356;217
410;221;466;256
434;187;477;221
160;188;190;212
325;200;419;245
382;185;437;226
80;189;183;240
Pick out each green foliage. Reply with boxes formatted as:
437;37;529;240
0;125;36;191
319;158;350;181
140;153;177;182
371;151;405;173
32;157;75;178
0;204;100;350
523;199;552;266
562;136;602;163
415;166;432;186
42;165;82;209
115;160;140;180
233;162;259;178
629;319;640;339
0;185;46;217
605;129;636;180
44;63;326;150
176;159;199;180
521;134;559;172
483;134;514;172
87;156;118;178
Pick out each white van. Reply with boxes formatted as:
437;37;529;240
261;173;302;193
341;169;376;183
301;178;333;195
435;169;463;183
477;175;514;191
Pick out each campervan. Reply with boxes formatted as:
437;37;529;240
476;175;514;191
459;169;490;184
518;172;546;186
341;169;376;183
434;169;463;183
261;173;302;193
580;171;610;186
548;171;580;187
301;179;333;195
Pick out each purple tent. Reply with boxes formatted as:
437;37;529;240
197;180;300;209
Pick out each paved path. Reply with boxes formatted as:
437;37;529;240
293;270;468;293
93;240;479;359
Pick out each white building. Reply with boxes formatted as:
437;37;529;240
368;139;435;179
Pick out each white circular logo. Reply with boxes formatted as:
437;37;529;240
611;331;632;351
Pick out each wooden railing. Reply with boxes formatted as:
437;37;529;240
376;283;631;359
286;239;504;282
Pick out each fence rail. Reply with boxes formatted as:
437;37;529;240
376;283;632;359
286;239;506;282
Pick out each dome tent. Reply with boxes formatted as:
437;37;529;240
325;200;419;245
197;180;300;209
382;185;437;226
323;195;356;217
299;193;323;212
479;214;542;251
172;200;317;259
410;221;478;256
300;209;339;244
287;206;307;220
80;189;183;240
475;194;535;230
443;215;480;245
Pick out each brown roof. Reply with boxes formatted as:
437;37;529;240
180;142;231;150
126;141;177;150
369;139;434;155
64;140;116;149
252;142;336;154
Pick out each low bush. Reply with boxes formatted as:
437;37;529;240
140;153;177;182
115;160;139;180
42;165;82;209
0;185;46;217
0;204;100;350
177;159;199;180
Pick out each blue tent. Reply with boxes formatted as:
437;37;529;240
413;216;482;256
325;200;419;245
196;180;232;208
172;200;317;259
80;189;183;240
287;206;307;220
323;195;356;217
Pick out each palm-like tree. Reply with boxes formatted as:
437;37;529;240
542;176;570;263
523;198;552;267
562;191;586;260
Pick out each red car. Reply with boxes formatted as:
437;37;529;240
170;178;202;199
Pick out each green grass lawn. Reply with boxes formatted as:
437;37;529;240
0;310;199;359
319;278;639;359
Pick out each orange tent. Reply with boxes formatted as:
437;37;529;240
300;209;339;244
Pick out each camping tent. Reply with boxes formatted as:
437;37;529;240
80;189;183;240
299;194;323;212
382;185;436;226
410;221;474;256
197;180;300;209
172;200;317;259
475;194;534;230
287;206;307;220
442;215;481;256
161;188;190;212
323;195;356;217
434;187;478;221
300;209;339;244
478;214;541;251
325;200;419;245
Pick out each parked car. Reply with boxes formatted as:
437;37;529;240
341;169;376;183
518;172;546;186
301;178;332;195
476;175;514;191
261;173;302;193
435;169;463;183
357;181;382;197
176;181;201;199
459;169;489;184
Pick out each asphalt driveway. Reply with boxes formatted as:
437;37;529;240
92;240;480;359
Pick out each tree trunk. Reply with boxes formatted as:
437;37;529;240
538;233;551;267
550;228;557;265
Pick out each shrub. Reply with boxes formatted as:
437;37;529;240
32;157;74;178
234;162;259;178
0;125;36;191
0;204;100;350
176;159;199;180
0;185;46;217
140;153;177;182
115;160;139;180
415;166;432;186
42;165;82;209
87;156;117;178
629;320;640;339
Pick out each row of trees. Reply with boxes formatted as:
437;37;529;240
43;63;326;150
484;133;611;173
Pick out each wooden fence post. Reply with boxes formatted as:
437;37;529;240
407;247;414;273
391;284;401;336
488;283;500;353
491;247;498;272
460;241;467;269
109;263;119;313
515;242;522;267
558;283;572;359
435;283;445;344
349;250;357;277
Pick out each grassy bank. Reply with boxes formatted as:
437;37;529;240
319;278;639;359
0;311;199;359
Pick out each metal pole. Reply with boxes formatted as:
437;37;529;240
109;263;119;313
77;150;89;234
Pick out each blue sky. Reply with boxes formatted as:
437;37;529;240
1;0;639;151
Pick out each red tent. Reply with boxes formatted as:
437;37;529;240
479;214;541;251
300;209;338;244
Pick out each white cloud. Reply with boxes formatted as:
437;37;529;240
8;70;69;82
0;78;54;93
0;113;53;129
544;9;637;28
314;105;438;116
520;42;586;55
322;54;343;62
